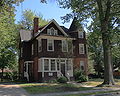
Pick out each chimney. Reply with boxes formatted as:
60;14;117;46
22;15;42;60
33;17;39;36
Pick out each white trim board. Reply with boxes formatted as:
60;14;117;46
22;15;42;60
36;19;68;37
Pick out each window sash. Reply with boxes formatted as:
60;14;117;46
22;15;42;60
79;44;85;54
51;59;56;71
62;40;68;52
66;60;72;71
47;39;54;51
44;59;49;71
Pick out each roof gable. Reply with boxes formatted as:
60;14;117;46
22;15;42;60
36;19;68;37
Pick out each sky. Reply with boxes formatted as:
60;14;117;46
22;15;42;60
15;0;72;28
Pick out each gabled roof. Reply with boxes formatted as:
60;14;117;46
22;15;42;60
36;19;68;37
69;17;83;32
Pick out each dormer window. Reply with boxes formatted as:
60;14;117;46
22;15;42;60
78;31;84;38
47;27;58;36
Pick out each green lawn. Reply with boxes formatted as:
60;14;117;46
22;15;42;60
20;83;92;94
20;79;120;94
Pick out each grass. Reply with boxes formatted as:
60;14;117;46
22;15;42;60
62;90;120;96
20;78;120;94
21;83;93;94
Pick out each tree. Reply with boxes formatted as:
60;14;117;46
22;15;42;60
41;0;120;85
87;17;120;78
59;0;120;86
87;32;104;77
18;9;49;30
0;0;23;81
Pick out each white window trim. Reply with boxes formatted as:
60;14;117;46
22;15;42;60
47;39;54;51
78;31;84;38
62;40;68;52
79;44;85;54
47;27;58;36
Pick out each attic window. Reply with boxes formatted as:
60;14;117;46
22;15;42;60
47;27;58;36
78;31;84;38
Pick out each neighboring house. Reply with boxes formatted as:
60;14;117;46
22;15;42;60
19;17;88;82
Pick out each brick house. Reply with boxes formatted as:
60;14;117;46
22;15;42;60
19;17;88;82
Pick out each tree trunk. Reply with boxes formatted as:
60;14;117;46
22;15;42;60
1;68;4;82
102;32;115;85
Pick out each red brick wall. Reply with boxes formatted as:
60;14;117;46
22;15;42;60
33;57;38;81
73;58;88;75
19;59;24;78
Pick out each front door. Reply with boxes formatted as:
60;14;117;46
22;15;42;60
60;60;66;76
24;62;33;82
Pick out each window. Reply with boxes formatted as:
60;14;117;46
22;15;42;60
66;60;72;70
78;31;84;38
47;27;58;36
56;60;60;71
38;39;42;52
80;61;84;70
79;44;85;54
32;44;34;55
44;59;49;71
24;63;27;72
51;59;56;71
62;40;68;52
47;39;54;51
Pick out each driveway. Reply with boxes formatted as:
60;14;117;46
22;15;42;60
0;83;29;96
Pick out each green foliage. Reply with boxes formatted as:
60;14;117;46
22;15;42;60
18;9;49;30
74;70;88;82
0;1;22;81
57;76;68;83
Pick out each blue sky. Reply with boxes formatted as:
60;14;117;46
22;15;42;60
15;0;72;28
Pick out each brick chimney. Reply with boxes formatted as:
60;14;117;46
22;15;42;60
33;17;39;36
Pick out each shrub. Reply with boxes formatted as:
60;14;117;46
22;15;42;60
74;70;88;83
57;76;68;83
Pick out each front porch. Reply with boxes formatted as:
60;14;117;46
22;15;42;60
38;58;73;82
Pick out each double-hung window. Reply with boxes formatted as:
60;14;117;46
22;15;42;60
47;39;54;51
79;44;85;54
62;40;68;52
51;59;56;71
44;59;49;71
